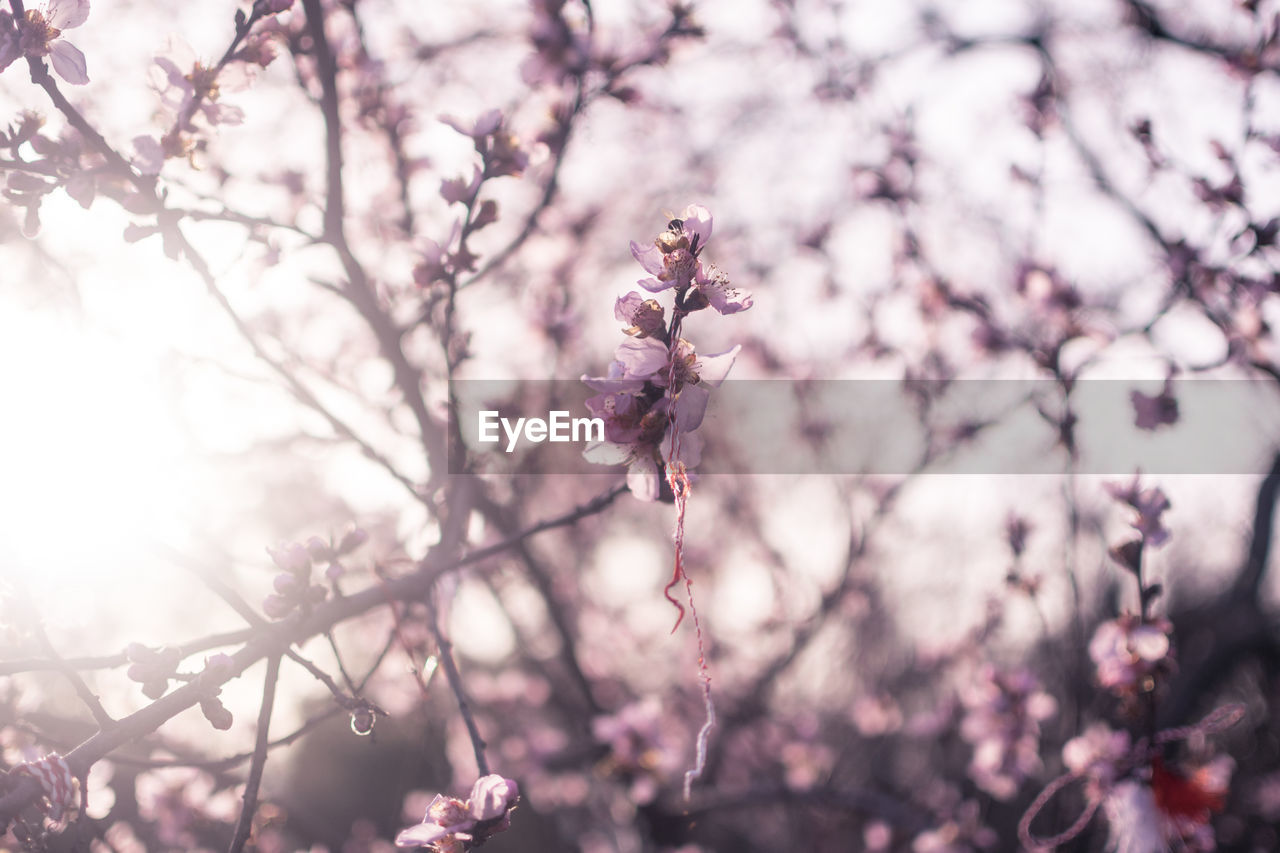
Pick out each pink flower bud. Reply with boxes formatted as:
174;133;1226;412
468;775;519;821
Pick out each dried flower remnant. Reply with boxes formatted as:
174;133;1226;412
394;774;520;851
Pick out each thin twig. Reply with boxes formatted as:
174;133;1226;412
227;653;281;853
425;588;489;777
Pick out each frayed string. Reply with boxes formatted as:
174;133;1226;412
1018;703;1247;849
663;462;690;632
664;462;716;800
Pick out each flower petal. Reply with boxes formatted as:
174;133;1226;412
663;428;702;468
637;276;671;293
702;281;753;314
583;441;632;466
468;775;519;821
45;0;90;30
473;109;502;137
394;822;456;847
630;241;665;276
49;40;89;85
678;203;712;247
131;135;165;175
693;344;740;388
626;457;660;501
581;365;645;394
614;337;668;378
672;384;710;432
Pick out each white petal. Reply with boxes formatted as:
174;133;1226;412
49;40;89;85
583;441;631;466
45;0;90;30
626;458;660;501
394;822;452;846
614;337;669;378
694;345;740;388
1129;626;1169;662
679;203;713;247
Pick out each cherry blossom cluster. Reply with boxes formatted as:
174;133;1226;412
413;110;528;289
582;204;752;499
1106;475;1173;553
134;1;294;176
1089;612;1173;699
262;527;365;619
394;774;520;852
591;697;683;805
123;646;236;730
958;666;1057;800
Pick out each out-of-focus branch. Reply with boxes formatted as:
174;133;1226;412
680;783;924;831
298;0;448;487
426;588;489;777
474;491;601;715
1234;451;1280;601
0;482;626;821
227;653;281;853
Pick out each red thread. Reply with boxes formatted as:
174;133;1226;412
663;462;690;632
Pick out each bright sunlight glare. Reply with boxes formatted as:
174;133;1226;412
0;294;195;598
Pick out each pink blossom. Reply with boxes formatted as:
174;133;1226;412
657;341;740;432
592;698;682;804
262;539;328;619
1105;475;1172;547
583;423;702;503
394;775;519;850
614;336;670;379
125;643;182;699
615;291;666;338
693;262;753;314
958;666;1057;800
440;110;527;178
630;205;753;314
521;0;590;87
1089;614;1172;695
149;37;247;132
1062;723;1131;794
12;0;90;85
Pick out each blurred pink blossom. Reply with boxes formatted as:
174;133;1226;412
1089;614;1172;695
